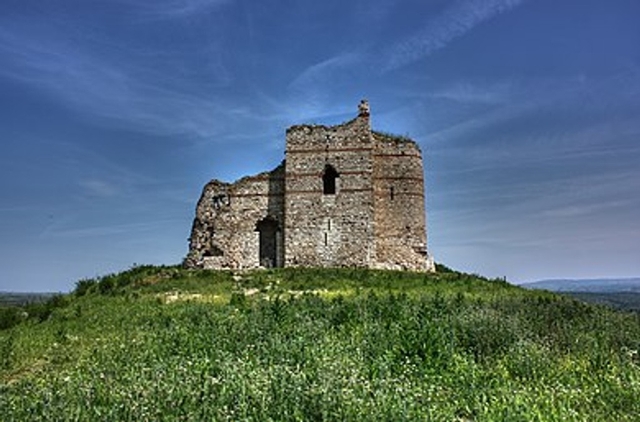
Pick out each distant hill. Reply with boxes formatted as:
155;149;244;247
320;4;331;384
0;291;58;307
522;277;640;293
562;291;640;312
521;277;640;312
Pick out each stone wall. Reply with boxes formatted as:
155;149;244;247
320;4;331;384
372;132;432;271
185;163;284;269
185;100;434;272
284;112;375;268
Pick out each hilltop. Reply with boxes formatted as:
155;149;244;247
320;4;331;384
1;266;639;420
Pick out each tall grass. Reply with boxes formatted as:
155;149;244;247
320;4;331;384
1;267;639;420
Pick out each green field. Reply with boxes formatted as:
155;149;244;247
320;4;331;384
1;265;639;420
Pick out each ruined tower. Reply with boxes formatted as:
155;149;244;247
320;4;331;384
185;101;435;272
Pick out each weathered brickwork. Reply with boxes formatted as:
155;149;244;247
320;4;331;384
186;101;435;272
184;164;285;269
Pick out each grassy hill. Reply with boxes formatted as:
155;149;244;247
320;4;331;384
1;265;639;420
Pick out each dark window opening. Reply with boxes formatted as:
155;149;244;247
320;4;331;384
212;193;230;209
390;186;395;201
323;165;339;195
324;232;328;246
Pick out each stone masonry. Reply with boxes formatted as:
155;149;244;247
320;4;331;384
185;101;435;272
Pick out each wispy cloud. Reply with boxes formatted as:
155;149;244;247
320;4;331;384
0;25;238;141
422;69;640;147
125;0;233;20
41;219;183;239
381;0;527;71
541;200;633;219
429;81;513;104
354;0;400;24
0;206;40;214
78;180;120;198
431;117;640;177
286;53;363;120
289;53;363;93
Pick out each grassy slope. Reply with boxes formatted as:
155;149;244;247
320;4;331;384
1;266;639;421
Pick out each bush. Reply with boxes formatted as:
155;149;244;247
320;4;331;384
0;307;21;330
97;276;116;295
74;278;97;297
0;332;15;369
23;294;69;323
435;262;455;273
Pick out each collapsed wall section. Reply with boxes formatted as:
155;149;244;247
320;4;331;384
185;163;284;269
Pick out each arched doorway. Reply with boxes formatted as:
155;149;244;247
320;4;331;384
256;217;280;268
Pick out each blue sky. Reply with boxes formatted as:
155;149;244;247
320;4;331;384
1;0;639;292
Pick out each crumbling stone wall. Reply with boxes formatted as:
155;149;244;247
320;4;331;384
185;101;434;272
185;163;284;269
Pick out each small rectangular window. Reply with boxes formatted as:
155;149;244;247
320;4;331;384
390;186;395;201
323;165;339;195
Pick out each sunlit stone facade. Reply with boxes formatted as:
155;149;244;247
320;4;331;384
185;101;434;272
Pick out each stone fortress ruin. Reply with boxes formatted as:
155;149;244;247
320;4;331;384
185;100;435;272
